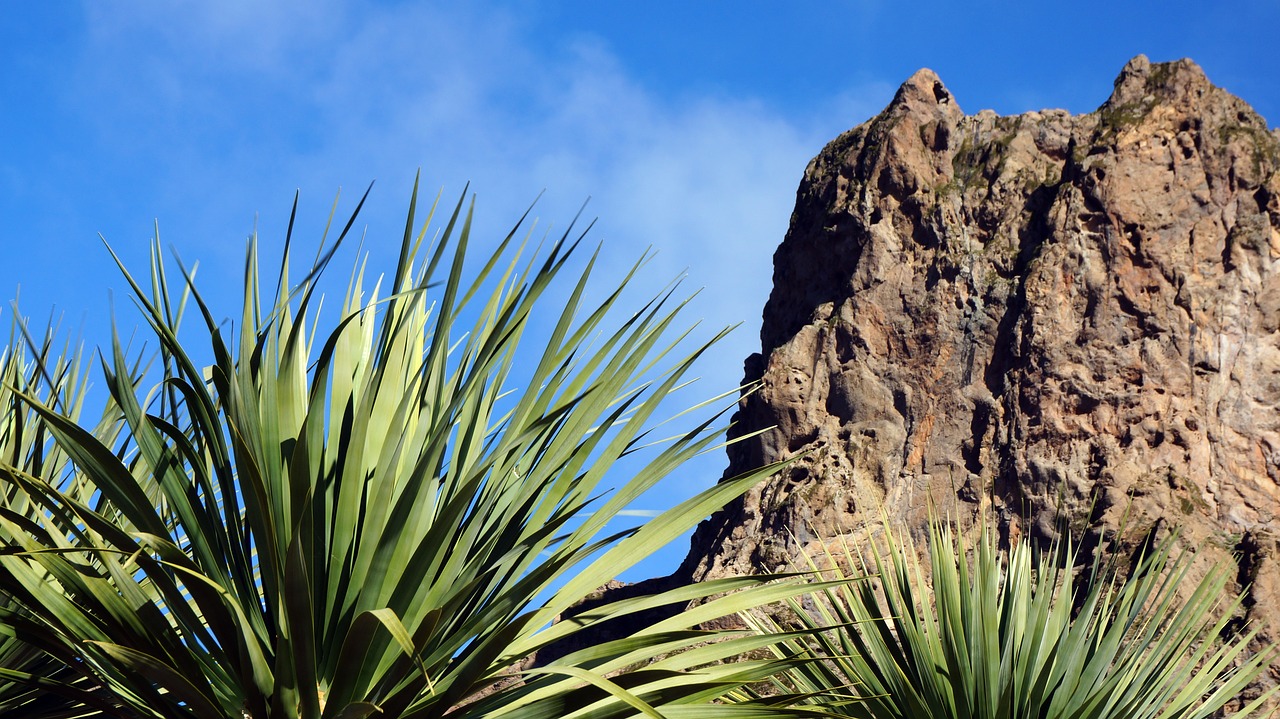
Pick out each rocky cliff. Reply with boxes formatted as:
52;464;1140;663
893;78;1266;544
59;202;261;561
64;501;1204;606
679;55;1280;669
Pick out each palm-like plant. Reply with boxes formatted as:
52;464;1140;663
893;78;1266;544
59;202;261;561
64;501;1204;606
748;518;1276;719
0;317;136;718
0;182;829;718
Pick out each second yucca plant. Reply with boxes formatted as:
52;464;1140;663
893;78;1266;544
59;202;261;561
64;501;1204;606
748;517;1276;719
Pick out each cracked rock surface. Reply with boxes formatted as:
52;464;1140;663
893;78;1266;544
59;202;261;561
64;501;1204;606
679;55;1280;688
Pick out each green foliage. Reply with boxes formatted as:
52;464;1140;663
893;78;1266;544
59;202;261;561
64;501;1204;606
0;317;135;718
0;181;829;718
2;178;1272;719
747;518;1276;719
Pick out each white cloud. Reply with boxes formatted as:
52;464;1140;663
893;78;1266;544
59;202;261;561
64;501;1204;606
615;509;663;518
59;0;893;492
5;1;905;582
83;0;344;75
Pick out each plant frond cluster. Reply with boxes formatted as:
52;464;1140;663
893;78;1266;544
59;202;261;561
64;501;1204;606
0;181;1270;719
745;517;1276;719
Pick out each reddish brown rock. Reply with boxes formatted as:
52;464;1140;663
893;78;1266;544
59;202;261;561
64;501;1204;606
680;56;1280;686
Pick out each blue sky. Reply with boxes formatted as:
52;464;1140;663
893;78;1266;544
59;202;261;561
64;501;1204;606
3;3;1278;581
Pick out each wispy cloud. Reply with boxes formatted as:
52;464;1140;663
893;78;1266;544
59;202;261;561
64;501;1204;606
615;510;664;518
59;1;894;379
3;3;895;581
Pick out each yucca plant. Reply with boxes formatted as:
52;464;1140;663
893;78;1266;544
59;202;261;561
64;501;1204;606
0;315;137;718
0;181;835;719
0;302;205;718
747;517;1276;719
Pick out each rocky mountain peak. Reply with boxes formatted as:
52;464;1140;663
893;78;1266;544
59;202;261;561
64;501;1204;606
680;56;1280;696
1107;54;1209;110
889;67;961;116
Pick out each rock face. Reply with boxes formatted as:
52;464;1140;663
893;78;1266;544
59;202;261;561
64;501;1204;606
680;56;1280;667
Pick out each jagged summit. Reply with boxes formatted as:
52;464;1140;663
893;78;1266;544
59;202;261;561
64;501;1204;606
680;55;1280;695
1108;55;1205;107
889;67;959;112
